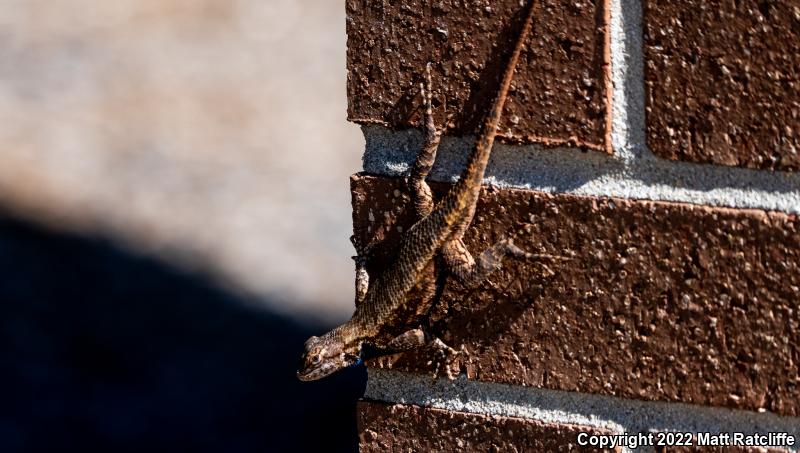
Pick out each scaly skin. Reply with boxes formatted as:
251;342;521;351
298;0;540;382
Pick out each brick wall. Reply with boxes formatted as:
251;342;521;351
345;0;800;451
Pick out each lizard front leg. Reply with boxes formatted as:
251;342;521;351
351;234;370;305
385;328;462;379
350;64;438;307
409;63;441;220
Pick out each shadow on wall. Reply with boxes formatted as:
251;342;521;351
0;213;365;453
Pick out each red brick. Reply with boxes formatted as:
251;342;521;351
346;0;612;152
352;174;800;416
644;1;800;171
358;401;620;452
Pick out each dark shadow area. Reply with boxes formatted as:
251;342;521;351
452;1;532;136
385;81;424;129
0;213;365;453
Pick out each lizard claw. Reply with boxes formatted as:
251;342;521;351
536;262;556;278
430;338;462;380
351;234;378;260
350;234;365;255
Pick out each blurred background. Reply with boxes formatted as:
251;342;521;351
0;0;365;451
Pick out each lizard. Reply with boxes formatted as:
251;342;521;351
298;0;544;382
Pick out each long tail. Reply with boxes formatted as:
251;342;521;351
450;0;537;210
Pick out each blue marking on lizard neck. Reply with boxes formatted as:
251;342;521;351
352;347;365;367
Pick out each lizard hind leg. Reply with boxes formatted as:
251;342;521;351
409;63;441;219
442;237;561;288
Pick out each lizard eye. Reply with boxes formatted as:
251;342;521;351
311;354;321;365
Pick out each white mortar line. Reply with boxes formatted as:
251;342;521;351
609;0;646;157
365;369;800;453
359;0;800;214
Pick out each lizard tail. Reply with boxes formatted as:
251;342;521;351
453;0;538;206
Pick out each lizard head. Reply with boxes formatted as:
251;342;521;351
297;332;361;381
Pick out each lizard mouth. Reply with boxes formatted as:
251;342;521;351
296;368;318;381
297;362;338;381
296;371;315;382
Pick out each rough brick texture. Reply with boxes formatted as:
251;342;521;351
644;0;800;171
358;401;620;452
346;0;612;152
351;174;800;416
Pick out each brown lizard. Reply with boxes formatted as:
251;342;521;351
298;0;543;382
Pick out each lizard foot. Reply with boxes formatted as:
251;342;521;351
428;337;463;380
